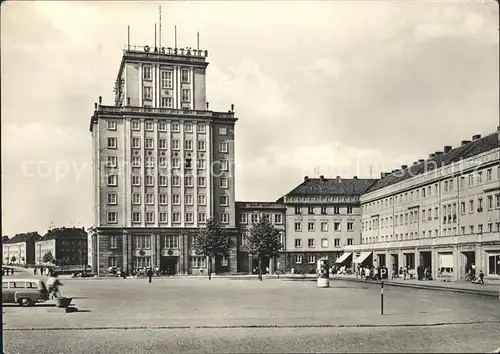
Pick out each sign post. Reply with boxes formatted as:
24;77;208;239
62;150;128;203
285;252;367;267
380;279;384;315
379;267;387;315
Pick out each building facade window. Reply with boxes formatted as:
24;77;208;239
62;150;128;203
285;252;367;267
107;193;117;205
146;212;154;223
220;213;229;224
219;142;228;153
488;254;500;276
143;66;152;80
181;69;190;83
107;120;117;130
107;137;117;149
135;235;151;249
161;71;173;88
109;236;117;249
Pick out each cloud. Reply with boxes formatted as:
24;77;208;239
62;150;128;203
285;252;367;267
1;1;498;235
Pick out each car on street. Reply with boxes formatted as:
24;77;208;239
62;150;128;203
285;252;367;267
2;278;50;306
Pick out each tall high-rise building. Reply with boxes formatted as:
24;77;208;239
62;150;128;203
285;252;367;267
89;42;238;276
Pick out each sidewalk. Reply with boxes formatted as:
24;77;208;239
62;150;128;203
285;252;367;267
331;274;500;297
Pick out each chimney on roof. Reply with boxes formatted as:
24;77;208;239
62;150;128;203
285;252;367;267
320;175;325;181
380;172;386;178
98;96;102;105
206;102;209;110
401;165;408;170
461;140;470;145
353;176;358;179
444;146;452;153
304;176;309;182
472;134;481;141
231;104;234;112
435;151;443;156
429;153;435;158
418;159;424;163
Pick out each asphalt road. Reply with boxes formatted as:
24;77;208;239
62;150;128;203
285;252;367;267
4;324;500;353
3;277;500;353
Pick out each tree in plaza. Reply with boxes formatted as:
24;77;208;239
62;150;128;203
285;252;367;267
192;217;231;280
42;251;54;264
245;216;283;282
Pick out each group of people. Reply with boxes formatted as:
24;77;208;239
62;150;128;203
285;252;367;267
465;263;485;285
33;266;52;276
358;266;380;281
2;268;14;276
330;265;349;275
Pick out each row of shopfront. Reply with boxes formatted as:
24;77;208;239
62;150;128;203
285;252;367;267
335;243;500;282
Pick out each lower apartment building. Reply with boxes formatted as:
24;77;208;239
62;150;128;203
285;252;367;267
236;201;286;274
280;175;378;273
35;227;88;267
2;232;41;265
344;131;500;282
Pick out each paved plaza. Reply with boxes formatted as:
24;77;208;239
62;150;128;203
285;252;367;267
3;277;500;353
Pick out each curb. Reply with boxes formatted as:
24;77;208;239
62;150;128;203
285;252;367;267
4;319;500;331
331;277;499;298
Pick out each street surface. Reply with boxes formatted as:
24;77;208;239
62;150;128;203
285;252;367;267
3;277;500;353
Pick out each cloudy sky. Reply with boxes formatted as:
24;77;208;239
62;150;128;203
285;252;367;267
2;0;499;236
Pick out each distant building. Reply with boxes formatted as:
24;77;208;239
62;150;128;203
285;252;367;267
281;175;378;273
2;232;41;265
347;131;500;282
1;236;9;259
35;227;88;266
235;201;286;274
89;42;238;275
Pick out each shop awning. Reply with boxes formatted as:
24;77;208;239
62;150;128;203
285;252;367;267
335;252;352;264
353;251;373;264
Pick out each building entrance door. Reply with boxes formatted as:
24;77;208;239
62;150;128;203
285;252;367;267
160;256;178;275
252;256;270;274
461;251;476;280
377;254;386;267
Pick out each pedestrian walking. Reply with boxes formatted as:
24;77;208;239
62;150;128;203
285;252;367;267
33;267;37;275
147;267;153;283
47;271;63;298
479;270;485;285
